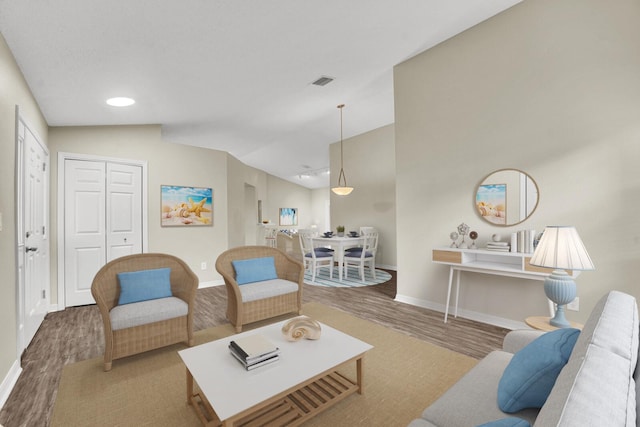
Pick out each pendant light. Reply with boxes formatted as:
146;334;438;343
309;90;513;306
331;104;354;195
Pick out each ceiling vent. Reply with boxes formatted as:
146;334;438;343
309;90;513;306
312;76;334;86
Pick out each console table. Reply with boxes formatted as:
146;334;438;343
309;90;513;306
432;248;579;323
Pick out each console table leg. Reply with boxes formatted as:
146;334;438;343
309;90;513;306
454;270;461;318
444;266;454;322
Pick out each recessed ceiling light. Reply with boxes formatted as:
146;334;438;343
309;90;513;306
106;97;135;107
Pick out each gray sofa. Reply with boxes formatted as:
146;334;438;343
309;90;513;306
408;290;639;426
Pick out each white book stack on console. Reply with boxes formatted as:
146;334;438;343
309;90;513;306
229;334;280;371
485;241;510;252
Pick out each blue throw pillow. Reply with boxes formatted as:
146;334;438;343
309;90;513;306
117;267;172;305
232;256;278;285
498;328;580;413
477;417;531;427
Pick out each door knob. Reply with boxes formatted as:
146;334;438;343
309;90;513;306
26;247;38;252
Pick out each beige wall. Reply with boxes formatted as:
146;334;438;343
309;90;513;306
0;34;49;393
226;154;268;248
330;124;397;269
394;0;640;325
48;125;230;293
266;175;318;231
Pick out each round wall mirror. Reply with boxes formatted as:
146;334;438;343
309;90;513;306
475;169;539;226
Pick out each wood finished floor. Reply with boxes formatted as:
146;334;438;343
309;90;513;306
0;270;510;427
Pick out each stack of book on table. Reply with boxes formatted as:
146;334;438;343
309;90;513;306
485;241;510;252
229;334;280;371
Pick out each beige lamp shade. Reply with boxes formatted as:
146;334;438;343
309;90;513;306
331;186;353;196
529;226;595;271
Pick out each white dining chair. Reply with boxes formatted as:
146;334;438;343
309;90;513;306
345;226;377;254
343;231;378;282
264;226;278;248
298;231;334;282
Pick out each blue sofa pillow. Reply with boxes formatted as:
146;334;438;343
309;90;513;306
117;267;172;305
477;417;531;427
232;256;278;285
498;328;580;413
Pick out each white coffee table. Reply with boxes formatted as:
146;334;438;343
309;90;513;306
178;319;373;426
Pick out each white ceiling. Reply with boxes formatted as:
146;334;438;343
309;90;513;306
0;0;520;189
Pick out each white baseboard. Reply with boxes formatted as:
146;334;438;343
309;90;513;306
376;263;397;271
394;293;527;331
198;280;224;289
0;360;22;411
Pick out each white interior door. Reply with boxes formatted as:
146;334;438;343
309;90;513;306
63;158;144;307
106;162;142;260
22;122;49;347
64;160;106;307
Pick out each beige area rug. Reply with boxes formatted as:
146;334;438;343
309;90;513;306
51;303;477;426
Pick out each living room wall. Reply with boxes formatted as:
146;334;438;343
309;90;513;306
330;124;397;269
48;125;230;296
394;0;640;326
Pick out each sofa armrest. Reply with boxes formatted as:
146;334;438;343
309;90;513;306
502;329;545;353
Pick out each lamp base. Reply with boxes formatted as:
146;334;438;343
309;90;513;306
543;270;576;329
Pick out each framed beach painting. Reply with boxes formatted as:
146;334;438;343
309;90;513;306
161;185;213;226
279;208;298;226
476;184;506;225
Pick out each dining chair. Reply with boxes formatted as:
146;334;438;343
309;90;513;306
345;226;377;254
264;226;278;248
343;231;378;282
298;231;334;282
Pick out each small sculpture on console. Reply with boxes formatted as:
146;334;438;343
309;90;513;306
449;231;459;248
457;223;470;249
469;231;478;249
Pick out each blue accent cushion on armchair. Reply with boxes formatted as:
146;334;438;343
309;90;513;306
117;267;172;305
498;328;580;412
232;256;278;285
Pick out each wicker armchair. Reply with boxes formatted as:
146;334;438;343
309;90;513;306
216;246;304;332
91;253;198;371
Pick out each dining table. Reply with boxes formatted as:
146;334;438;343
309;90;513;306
310;235;364;281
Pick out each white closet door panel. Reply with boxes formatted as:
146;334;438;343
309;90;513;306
106;163;142;261
65;160;106;306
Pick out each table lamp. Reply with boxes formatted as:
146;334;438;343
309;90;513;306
528;226;595;328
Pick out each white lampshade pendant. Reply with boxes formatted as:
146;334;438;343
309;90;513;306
331;104;354;196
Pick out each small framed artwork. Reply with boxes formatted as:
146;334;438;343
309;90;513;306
279;208;298;226
476;184;506;225
161;185;213;226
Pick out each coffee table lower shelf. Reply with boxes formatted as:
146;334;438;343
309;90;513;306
188;370;360;427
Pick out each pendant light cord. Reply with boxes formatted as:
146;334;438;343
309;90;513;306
337;104;347;187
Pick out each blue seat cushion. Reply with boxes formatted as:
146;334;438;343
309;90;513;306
306;251;332;258
314;247;334;252
117;267;172;305
344;250;373;258
232;256;278;285
498;328;580;413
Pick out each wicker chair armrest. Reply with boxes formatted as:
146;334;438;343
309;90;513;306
275;255;304;287
170;268;199;306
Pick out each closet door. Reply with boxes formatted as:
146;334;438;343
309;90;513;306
106;162;142;260
64;159;106;307
63;159;143;307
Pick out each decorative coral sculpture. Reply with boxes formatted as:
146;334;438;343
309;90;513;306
281;316;322;341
